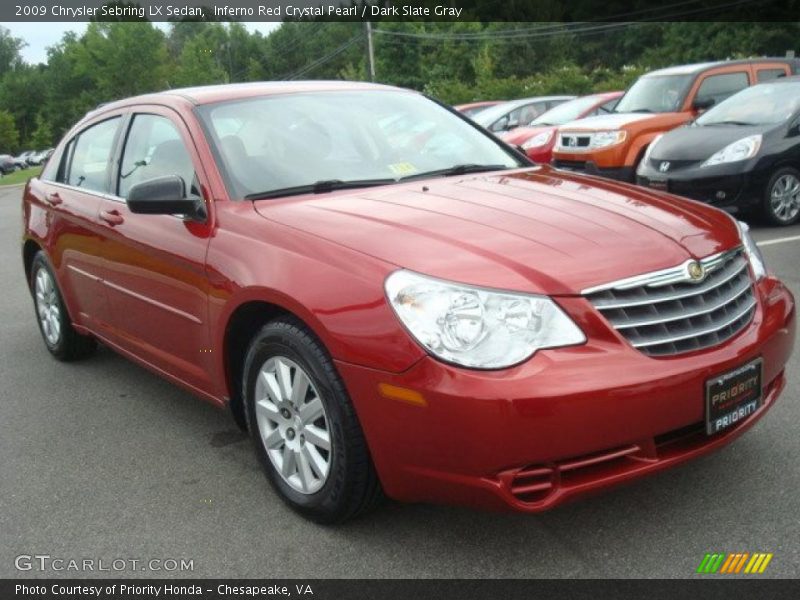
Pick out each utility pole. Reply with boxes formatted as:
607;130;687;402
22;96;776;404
365;21;376;82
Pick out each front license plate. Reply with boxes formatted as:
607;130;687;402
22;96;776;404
705;358;763;435
648;178;668;191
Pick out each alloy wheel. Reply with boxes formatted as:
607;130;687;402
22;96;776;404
254;356;332;494
770;173;800;223
34;268;61;345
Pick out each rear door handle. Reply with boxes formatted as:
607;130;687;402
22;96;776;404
45;192;62;206
99;209;124;226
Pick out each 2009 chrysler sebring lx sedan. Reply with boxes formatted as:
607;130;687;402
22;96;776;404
22;82;796;523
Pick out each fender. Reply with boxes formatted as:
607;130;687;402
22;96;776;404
206;204;427;400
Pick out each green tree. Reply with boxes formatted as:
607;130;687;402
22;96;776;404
76;22;169;99
172;35;228;87
29;113;54;149
0;26;24;76
0;109;20;153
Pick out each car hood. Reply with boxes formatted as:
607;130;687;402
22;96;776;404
501;125;555;145
561;112;675;131
254;165;740;295
651;123;774;162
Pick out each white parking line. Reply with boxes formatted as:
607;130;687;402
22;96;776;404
757;234;800;247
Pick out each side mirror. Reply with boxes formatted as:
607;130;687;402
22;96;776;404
127;175;205;220
692;97;715;112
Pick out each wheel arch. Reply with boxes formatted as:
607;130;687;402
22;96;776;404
22;238;43;291
222;296;333;432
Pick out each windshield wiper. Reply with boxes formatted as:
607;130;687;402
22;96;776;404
245;178;395;200
630;108;653;113
400;163;511;181
702;120;759;126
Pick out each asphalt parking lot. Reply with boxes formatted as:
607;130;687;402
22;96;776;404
1;183;798;579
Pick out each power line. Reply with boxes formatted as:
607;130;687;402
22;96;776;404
371;0;762;42
279;34;364;80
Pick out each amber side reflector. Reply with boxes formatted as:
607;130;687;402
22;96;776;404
378;383;427;407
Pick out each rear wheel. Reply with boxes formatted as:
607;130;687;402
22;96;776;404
243;317;382;523
30;252;96;361
763;167;800;226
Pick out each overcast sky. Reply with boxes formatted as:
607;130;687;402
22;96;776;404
0;22;281;64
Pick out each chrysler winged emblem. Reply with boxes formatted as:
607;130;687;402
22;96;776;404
687;261;705;282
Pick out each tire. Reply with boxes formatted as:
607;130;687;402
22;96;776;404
30;252;96;361
763;167;800;226
243;317;382;523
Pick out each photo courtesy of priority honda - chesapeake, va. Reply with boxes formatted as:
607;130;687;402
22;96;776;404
21;82;796;523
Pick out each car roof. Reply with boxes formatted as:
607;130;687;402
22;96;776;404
501;96;576;109
645;58;798;77
90;80;409;114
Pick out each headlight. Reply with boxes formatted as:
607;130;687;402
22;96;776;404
385;270;585;369
701;135;762;167
640;134;664;166
736;221;766;280
522;130;554;149
590;130;626;149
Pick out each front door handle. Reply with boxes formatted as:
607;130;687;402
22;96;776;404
99;209;124;226
45;192;62;206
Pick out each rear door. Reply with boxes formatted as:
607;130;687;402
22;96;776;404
93;106;215;394
33;115;124;331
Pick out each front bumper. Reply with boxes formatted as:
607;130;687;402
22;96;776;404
337;277;795;512
553;159;635;182
636;162;768;210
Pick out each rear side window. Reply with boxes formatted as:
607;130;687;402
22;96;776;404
695;72;749;106
757;68;787;82
118;114;198;199
65;117;121;193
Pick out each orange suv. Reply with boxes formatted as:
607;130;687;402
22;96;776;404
552;59;799;182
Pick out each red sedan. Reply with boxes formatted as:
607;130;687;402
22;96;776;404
502;91;623;162
454;100;504;118
22;82;795;523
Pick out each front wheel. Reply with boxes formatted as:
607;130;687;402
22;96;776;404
763;167;800;226
243;317;382;523
30;252;96;361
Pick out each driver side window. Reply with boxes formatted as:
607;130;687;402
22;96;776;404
118;114;198;200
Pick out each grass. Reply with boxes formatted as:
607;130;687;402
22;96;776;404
0;166;42;187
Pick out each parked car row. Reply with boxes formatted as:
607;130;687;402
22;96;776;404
458;57;800;225
1;148;55;175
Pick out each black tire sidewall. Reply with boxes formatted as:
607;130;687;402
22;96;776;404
764;167;800;226
243;321;354;521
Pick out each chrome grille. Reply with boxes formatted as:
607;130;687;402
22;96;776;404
584;248;756;357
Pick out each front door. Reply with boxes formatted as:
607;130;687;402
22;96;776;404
94;107;215;395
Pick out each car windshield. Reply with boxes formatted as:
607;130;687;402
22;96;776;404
530;96;606;126
696;81;800;126
615;74;693;114
198;90;521;199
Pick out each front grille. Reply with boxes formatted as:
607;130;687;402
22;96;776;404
558;133;591;149
552;159;587;171
648;158;697;171
585;248;756;357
